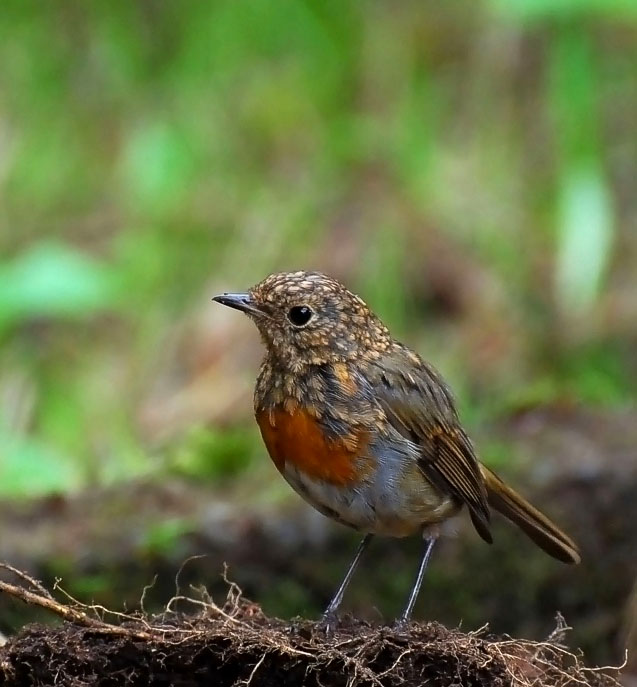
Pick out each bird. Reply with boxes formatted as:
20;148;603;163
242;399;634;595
212;270;580;628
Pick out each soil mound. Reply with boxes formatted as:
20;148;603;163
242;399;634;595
0;566;621;687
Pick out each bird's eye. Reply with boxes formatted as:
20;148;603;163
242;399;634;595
287;305;313;327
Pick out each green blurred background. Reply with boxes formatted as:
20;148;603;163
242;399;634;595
0;0;635;670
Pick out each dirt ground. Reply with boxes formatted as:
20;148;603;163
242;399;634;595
0;580;624;687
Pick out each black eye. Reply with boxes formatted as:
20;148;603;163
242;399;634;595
287;305;313;327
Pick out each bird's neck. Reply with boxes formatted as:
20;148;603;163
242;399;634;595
255;352;368;413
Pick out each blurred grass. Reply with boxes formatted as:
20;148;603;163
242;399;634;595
0;1;635;497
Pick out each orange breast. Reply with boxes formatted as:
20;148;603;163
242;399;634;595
256;407;368;486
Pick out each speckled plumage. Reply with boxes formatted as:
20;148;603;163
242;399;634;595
242;271;479;538
214;270;580;578
250;271;392;371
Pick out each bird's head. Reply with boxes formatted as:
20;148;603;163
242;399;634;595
213;271;391;368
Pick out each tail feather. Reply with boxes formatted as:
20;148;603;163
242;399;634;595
480;464;581;565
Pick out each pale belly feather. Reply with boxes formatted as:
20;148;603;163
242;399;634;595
281;442;459;537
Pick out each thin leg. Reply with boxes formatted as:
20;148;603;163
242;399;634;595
397;536;437;627
322;533;373;624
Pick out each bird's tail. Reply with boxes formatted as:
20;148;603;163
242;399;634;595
480;464;581;564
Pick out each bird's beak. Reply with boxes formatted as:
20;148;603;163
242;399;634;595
212;292;261;317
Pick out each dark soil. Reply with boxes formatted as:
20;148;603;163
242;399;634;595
0;595;622;687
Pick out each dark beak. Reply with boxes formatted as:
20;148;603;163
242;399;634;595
212;292;260;316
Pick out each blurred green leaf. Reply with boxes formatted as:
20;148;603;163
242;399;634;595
170;426;255;481
358;225;409;337
549;29;599;163
119;122;197;213
0;242;119;330
481;439;523;471
142;518;193;556
491;0;637;21
555;164;614;316
69;572;113;599
558;342;632;404
0;431;81;496
547;28;615;319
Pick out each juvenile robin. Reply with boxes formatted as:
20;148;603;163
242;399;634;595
213;271;580;627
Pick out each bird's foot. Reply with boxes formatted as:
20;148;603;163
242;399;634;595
392;617;411;633
317;611;339;636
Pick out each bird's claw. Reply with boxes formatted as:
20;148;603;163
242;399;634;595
392;617;411;633
318;612;339;636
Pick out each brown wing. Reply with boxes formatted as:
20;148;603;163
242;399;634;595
369;349;492;543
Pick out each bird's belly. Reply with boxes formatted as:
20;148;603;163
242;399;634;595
282;457;458;538
256;406;459;536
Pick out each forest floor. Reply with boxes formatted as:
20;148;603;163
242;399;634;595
0;573;625;687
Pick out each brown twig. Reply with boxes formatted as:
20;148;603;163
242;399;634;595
0;563;54;600
0;578;152;641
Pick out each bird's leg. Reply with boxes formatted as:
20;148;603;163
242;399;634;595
320;533;373;633
395;535;437;629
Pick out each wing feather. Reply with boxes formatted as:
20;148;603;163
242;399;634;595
369;350;491;541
